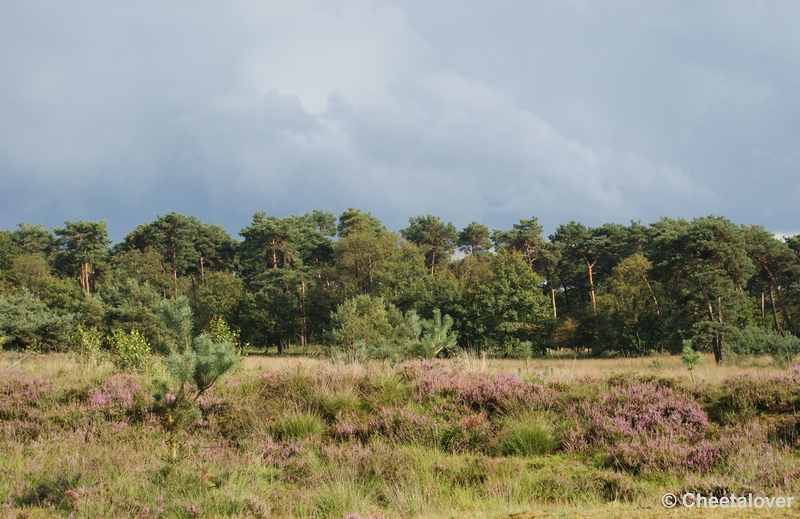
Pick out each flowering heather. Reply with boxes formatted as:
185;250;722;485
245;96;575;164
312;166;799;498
399;360;553;415
441;412;495;453
0;370;53;408
256;434;308;482
605;436;722;475
564;382;708;451
86;374;145;417
371;407;439;444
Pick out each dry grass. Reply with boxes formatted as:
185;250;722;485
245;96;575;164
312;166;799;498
1;351;798;519
239;351;786;384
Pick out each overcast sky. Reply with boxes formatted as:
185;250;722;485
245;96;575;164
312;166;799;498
2;1;799;241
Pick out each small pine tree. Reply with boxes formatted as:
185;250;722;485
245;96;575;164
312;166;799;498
399;309;458;360
153;297;239;467
681;339;701;381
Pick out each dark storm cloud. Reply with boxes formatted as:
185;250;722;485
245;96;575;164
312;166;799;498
1;1;798;240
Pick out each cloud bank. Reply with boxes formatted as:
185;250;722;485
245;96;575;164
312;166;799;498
1;1;798;239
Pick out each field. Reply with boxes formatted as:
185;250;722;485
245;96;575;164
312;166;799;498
1;352;799;518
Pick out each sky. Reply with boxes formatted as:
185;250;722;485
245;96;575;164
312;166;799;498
2;1;799;241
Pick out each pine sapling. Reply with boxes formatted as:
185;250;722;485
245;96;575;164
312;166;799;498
681;339;701;381
152;297;239;480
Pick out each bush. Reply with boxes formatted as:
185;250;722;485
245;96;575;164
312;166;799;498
70;325;104;366
109;329;150;373
729;328;800;362
0;289;74;351
563;382;708;451
330;295;398;361
715;373;800;416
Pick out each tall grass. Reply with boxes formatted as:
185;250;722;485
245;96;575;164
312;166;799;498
2;352;799;518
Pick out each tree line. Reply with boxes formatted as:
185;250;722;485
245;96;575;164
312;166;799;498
2;209;800;363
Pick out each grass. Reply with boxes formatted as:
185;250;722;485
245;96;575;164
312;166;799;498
1;350;799;518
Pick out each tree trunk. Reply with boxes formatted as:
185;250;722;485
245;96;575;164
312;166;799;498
769;286;781;332
714;296;725;364
640;274;660;316
171;242;178;299
586;259;597;314
550;285;558;320
757;259;794;334
300;279;307;347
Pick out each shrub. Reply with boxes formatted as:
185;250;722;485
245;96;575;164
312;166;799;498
0;289;74;351
682;340;701;380
397;309;458;360
152;296;240;464
715;373;800;416
563;382;709;453
86;374;147;420
109;329;150;373
729;328;800;362
402;361;553;416
604;437;722;475
330;295;397;361
70;324;104;366
206;317;241;352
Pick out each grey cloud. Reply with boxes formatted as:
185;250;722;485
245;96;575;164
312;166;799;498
1;1;799;240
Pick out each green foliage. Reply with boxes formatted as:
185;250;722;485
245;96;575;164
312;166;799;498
109;247;172;296
8;208;800;364
0;289;74;351
729;327;800;362
274;412;324;440
330;294;398;361
0;230;20;272
3;252;84;316
206;317;240;349
336;207;386;237
53;220;111;294
457;222;491;254
651;216;755;363
239;211;335;349
463;251;553;353
681;340;701;380
402;214;457;275
399;309;458;359
491;216;546;271
109;329;151;373
70;324;104;366
499;418;558;457
152;296;240;462
11;222;57;258
99;278;165;342
595;254;664;356
157;297;193;353
191;271;243;330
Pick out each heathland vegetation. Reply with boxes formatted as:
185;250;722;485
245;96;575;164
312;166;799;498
2;210;800;517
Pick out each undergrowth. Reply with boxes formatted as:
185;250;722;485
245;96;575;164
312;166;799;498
1;355;799;518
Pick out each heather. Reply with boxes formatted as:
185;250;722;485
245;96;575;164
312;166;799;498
2;354;800;518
